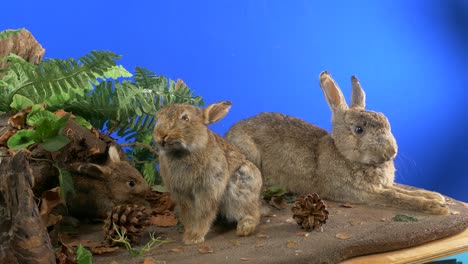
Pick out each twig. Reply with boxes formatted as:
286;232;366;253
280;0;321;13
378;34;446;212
120;142;159;157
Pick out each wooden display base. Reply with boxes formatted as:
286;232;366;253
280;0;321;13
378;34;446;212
79;188;467;264
343;228;468;264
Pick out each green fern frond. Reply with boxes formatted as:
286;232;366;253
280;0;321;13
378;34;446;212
0;51;129;112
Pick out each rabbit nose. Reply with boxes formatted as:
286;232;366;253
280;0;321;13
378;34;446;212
158;134;168;147
384;146;397;160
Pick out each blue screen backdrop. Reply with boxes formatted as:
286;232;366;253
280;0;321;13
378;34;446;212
2;0;467;201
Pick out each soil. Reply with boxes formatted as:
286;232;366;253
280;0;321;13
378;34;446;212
67;192;468;264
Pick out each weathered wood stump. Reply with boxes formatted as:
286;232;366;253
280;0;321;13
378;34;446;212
0;151;56;264
0;28;45;69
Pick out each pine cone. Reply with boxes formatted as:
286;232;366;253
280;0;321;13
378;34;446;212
291;193;329;231
103;204;150;245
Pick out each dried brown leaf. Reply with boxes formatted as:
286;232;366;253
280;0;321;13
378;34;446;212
8;107;31;129
255;242;266;248
169;247;184;253
269;196;288;210
149;193;175;213
143;257;156;264
349;220;362;226
54;109;75;118
296;232;310;237
286;240;298;248
229;239;241;246
240;257;254;261
336;233;352;240
0;129;17;145
56;242;76;264
340;203;353;208
91;246;119;255
256;234;269;239
149;214;178;227
66;240;104;248
40;187;65;227
198;246;214;254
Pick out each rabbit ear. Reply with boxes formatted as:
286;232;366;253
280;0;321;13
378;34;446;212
319;71;348;113
350;75;366;108
107;145;121;164
203;101;232;125
74;163;111;179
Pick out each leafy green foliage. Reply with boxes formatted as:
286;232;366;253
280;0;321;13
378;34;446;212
1;47;203;186
6;105;71;151
262;184;287;201
76;244;92;264
9;94;33;110
55;165;75;204
0;51;130;112
392;214;418;222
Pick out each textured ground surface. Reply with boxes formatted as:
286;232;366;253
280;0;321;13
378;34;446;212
71;189;468;264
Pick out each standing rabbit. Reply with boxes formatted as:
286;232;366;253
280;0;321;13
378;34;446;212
153;101;262;245
69;145;150;218
226;71;448;215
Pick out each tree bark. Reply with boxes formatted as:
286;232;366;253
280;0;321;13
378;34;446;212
0;151;56;264
0;28;45;69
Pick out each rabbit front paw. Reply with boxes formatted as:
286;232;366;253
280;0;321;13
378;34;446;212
236;217;257;237
424;199;449;215
183;232;205;245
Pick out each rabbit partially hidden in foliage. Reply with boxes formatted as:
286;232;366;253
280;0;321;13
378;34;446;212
153;101;262;245
226;71;448;215
68;145;150;218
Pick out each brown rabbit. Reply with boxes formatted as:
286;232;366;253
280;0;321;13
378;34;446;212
68;145;150;218
153;101;262;245
226;71;448;215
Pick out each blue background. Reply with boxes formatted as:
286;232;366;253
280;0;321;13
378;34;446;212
2;0;467;201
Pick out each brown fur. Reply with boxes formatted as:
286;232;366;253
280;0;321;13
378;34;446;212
226;71;448;215
68;145;150;218
154;101;262;245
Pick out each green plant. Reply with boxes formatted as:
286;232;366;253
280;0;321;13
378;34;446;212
76;244;92;264
1;29;204;185
111;223;171;257
262;184;287;201
7;103;71;152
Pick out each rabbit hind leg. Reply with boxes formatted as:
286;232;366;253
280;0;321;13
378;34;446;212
221;163;262;236
371;186;449;215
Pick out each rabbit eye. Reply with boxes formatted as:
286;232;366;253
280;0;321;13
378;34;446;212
354;126;364;134
127;180;136;187
181;114;190;121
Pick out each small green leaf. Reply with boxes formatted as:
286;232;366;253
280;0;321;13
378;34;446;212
34;113;70;141
392;214;418;222
74;116;93;129
262;184;287;201
56;166;74;202
27;110;58;127
143;162;157;186
10;94;34;110
103;65;133;79
152;185;167;193
6;130;37;150
34;119;54;140
76;244;92;264
42;135;71;152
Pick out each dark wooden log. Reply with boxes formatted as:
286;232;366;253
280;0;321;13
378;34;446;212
0;151;55;264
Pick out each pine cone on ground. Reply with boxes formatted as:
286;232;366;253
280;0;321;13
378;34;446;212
103;204;150;245
291;193;329;231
